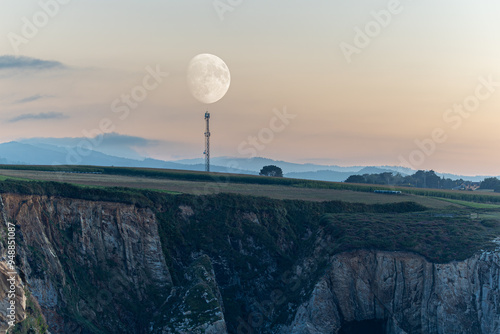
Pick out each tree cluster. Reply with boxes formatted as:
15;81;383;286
259;165;283;177
480;177;500;192
345;170;474;190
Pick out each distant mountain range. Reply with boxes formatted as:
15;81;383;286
0;141;255;175
0;140;496;182
173;157;495;182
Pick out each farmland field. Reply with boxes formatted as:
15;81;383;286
0;166;466;209
433;198;500;209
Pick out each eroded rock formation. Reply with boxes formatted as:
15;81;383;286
286;250;500;334
0;192;498;333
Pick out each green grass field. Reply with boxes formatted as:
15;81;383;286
434;198;500;209
320;211;500;262
0;167;457;208
0;164;499;209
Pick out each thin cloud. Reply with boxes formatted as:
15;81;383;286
8;112;68;123
0;55;65;71
99;132;160;146
20;133;159;146
15;94;48;104
18;133;164;160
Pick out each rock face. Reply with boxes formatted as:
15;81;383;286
159;255;228;334
0;262;26;333
0;195;26;333
0;194;178;333
0;192;498;333
286;250;500;334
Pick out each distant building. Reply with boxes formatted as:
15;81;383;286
453;182;480;191
374;190;402;195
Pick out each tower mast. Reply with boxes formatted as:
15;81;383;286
204;111;210;172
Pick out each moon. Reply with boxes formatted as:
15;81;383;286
187;54;231;104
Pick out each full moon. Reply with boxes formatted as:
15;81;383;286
187;54;231;104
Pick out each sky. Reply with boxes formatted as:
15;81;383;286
1;0;500;175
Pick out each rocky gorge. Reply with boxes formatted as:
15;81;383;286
0;183;498;333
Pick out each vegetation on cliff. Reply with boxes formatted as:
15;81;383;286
1;173;499;333
2;165;500;204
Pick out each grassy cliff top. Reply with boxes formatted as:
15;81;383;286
1;164;500;208
1;165;499;265
0;173;498;263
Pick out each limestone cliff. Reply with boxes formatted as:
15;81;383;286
0;262;26;333
0;193;175;333
0;190;498;334
285;249;500;334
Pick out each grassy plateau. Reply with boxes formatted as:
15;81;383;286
0;164;499;264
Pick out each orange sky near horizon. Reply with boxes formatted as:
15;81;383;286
1;0;500;176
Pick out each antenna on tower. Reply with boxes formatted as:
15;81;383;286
204;111;210;172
